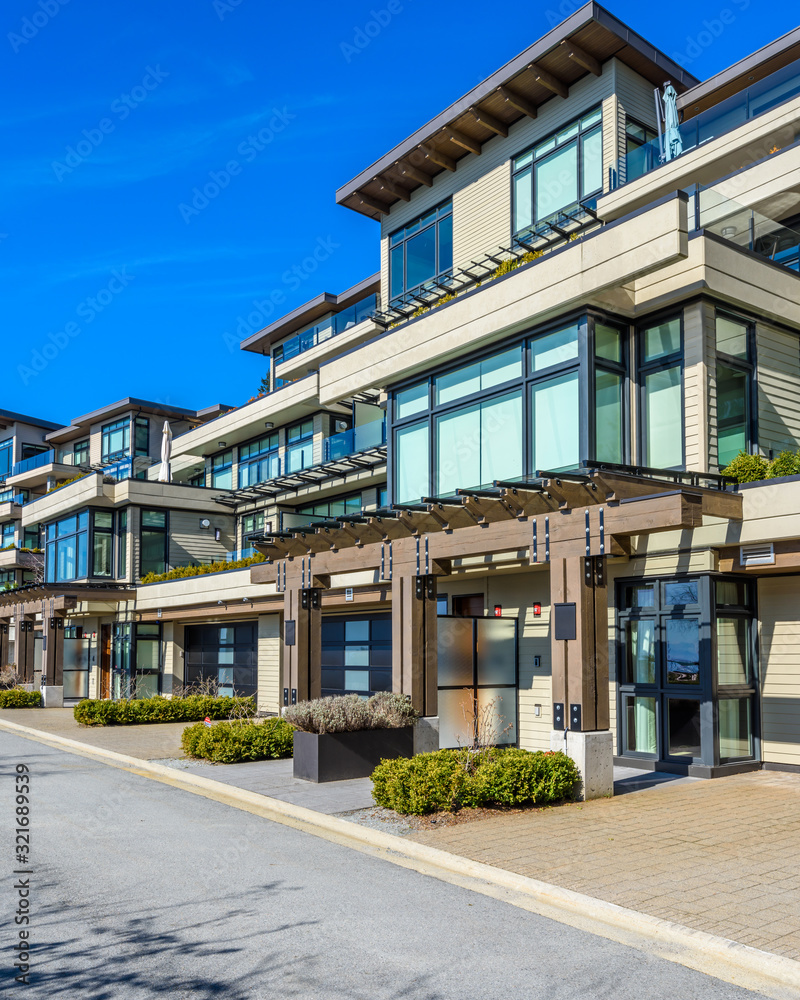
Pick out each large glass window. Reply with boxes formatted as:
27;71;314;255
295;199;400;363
715;313;753;469
92;511;114;577
211;451;233;490
639;316;683;469
389;200;453;304
321;614;392;697
1;522;14;548
286;419;314;473
0;439;12;479
238;432;280;488
624;119;658;183
140;509;167;578
101;418;130;462
512;108;602;236
73;439;90;466
45;512;89;583
391;313;629;502
134;417;149;457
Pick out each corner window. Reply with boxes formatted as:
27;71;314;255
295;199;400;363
211;451;233;490
23;526;40;550
134;417;149;457
389;200;453;304
140;509;168;577
625;119;658;183
286;420;314;473
638;316;683;469
73;440;90;467
92;511;114;578
45;512;89;583
0;439;12;479
101;418;130;463
512;108;602;238
2;522;15;547
715;313;754;469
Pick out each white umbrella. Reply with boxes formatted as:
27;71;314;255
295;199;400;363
157;420;172;482
662;84;683;161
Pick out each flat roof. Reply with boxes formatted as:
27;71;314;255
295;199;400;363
240;273;380;355
335;2;698;220
678;23;800;118
45;398;234;443
0;409;63;432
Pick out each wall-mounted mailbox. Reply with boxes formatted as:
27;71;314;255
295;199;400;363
553;602;576;641
284;620;296;646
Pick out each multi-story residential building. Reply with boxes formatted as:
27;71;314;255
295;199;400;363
4;4;800;793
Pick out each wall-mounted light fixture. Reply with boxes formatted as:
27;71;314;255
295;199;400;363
264;421;274;429
200;518;210;529
218;441;226;448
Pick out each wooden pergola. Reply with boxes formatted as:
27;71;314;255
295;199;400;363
251;465;741;730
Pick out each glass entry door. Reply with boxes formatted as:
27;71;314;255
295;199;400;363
437;616;518;749
618;576;758;768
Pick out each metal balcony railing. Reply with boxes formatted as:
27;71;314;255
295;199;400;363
323;419;386;461
12;450;54;476
610;57;800;191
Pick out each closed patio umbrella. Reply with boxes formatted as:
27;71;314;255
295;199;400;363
157;420;172;483
662;83;683;161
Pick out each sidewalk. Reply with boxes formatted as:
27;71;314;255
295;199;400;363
4;708;799;963
405;769;800;962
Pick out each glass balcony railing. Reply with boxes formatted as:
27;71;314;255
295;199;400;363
12;450;54;476
103;458;132;481
323;418;386;461
273;293;377;367
610;57;800;191
698;187;800;271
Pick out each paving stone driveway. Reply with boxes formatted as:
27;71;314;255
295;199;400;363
407;769;800;960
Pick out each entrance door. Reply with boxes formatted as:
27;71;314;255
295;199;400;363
100;625;112;699
452;594;485;617
437;615;518;749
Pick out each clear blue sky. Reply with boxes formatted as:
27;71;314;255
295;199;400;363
3;0;797;425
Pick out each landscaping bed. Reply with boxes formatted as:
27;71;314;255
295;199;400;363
74;695;255;727
181;717;294;763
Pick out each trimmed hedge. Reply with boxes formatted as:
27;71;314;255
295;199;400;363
0;689;42;709
371;748;581;815
73;695;255;727
181;717;294;763
141;553;265;585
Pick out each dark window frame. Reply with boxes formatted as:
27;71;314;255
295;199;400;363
389;198;453;305
139;508;168;578
238;431;280;488
101;417;131;463
636;310;685;471
714;308;757;469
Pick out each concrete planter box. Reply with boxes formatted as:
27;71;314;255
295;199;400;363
293;727;415;783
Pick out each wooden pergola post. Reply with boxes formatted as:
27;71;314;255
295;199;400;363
16;616;36;685
0;621;9;673
43;613;65;687
391;573;438;715
282;564;328;706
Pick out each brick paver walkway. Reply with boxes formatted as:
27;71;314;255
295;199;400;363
407;770;800;960
0;709;186;759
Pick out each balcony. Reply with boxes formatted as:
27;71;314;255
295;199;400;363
698;186;800;272
12;449;54;476
610;57;800;193
273;294;377;366
323;418;386;461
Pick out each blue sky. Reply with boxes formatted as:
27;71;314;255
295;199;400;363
3;0;797;425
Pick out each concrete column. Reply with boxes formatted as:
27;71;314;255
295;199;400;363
550;730;613;800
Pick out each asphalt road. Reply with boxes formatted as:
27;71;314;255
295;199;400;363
0;730;771;1000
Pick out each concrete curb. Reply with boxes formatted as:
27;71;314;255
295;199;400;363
2;716;799;999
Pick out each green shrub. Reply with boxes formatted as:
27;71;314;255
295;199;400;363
371;748;581;815
181;717;294;763
767;449;800;479
721;451;770;483
285;692;418;734
0;688;42;708
73;694;255;727
140;553;265;585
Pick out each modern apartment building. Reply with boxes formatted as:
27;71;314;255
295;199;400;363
3;3;800;792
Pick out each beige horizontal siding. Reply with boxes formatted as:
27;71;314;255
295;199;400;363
168;511;235;569
683;301;708;472
757;322;800;456
257;614;281;714
758;576;800;767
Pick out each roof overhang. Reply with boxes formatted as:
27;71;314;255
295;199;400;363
0;410;62;432
335;2;698;220
0;584;137;618
45;398;234;444
678;24;800;119
240;273;381;355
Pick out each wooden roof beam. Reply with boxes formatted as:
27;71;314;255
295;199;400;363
443;125;482;155
358;193;391;216
399;162;433;188
497;85;537;119
378;178;411;202
528;62;569;99
419;144;456;172
560;38;602;77
469;105;508;137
